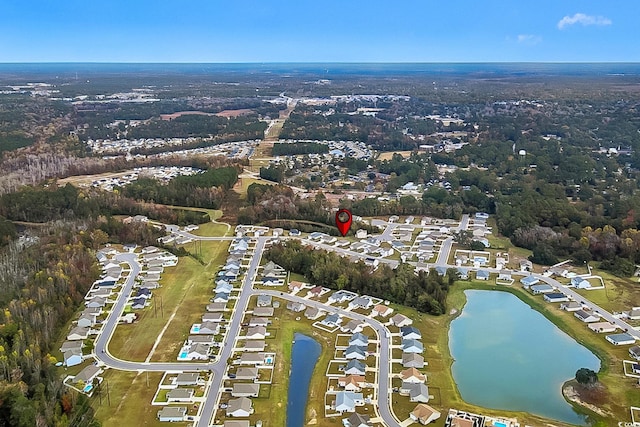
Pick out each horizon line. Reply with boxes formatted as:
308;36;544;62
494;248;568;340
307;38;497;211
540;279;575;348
0;61;639;64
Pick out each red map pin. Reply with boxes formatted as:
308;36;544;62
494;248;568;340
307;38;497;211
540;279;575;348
335;208;353;237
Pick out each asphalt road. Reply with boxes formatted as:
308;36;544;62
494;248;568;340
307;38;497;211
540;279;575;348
91;221;638;427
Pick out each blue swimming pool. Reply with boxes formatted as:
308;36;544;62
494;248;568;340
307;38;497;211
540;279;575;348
494;422;507;427
193;326;200;332
83;384;93;393
179;352;188;359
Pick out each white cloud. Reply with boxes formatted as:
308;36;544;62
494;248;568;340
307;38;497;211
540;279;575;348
557;13;612;29
517;34;542;45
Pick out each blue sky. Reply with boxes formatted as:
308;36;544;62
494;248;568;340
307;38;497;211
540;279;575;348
0;0;637;62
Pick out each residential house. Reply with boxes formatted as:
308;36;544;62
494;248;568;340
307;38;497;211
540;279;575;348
344;360;367;376
456;267;469;280
243;340;266;352
288;281;305;292
86;296;106;308
543;292;568;303
308;286;324;298
224;422;250;427
75;365;101;384
401;367;426;383
253;307;274;317
64;349;83;367
238;352;266;366
232;383;260;398
606;333;636;346
286;301;306;312
304;306;323;320
60;340;83;353
321;313;342;327
186;343;210;360
131;297;147;310
401;326;422;340
246;326;267;339
77;314;96;329
476;270;490;280
344;412;371;427
349;333;369;347
403;339;424;354
329;291;354;304
400;382;430;402
135;288;152;299
334;391;364;413
226;397;254;417
520;276;539;288
344;345;367;360
391;314;413;327
372;304;393;317
188;335;215;345
157;406;187;422
560;301;582;312
213;293;229;303
215;281;233;294
248;317;269;328
530;284;554;295
235;367;258;381
256;294;272;307
338;375;366;392
206;302;227;312
628;346;640;360
166;388;194;402
175;373;200;386
574;310;599;323
571;277;592;289
198;322;221;335
626;307;640;320
410;404;441;425
519;260;533;271
402;353;425;369
341;319;364;334
349;296;373;310
67;326;90;341
588;322;618;333
202;312;224;323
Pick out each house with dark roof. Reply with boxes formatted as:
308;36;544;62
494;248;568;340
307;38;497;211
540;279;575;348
543;292;568;303
629;345;640;360
344;360;366;375
606;333;636;346
574;310;599;323
401;326;422;340
344;345;367;360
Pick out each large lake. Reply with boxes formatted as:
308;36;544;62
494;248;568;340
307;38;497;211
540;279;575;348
449;290;601;425
287;333;321;427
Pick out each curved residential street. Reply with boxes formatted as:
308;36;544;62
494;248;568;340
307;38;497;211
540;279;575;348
90;223;637;427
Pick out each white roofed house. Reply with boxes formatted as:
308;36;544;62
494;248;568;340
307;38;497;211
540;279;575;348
574;309;599;323
166;388;194;403
77;314;96;329
246;326;267;339
349;333;369;347
344;360;366;376
185;343;210;360
64;349;83;367
231;383;260;398
157;406;187;422
198;322;221;335
403;339;424;354
256;294;272;307
226;397;254;417
202;312;224;323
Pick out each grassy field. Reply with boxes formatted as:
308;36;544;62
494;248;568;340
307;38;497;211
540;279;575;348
376;151;414;161
108;239;229;362
403;279;639;427
234;176;271;198
93;370;166;427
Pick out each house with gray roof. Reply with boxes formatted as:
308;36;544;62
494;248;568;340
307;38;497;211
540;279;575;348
234;367;258;380
402;353;425;369
304;306;322;320
401;326;421;340
157;406;187;422
175;373;200;386
530;283;554;294
75;365;101;384
243;340;266;352
344;345;367;360
253;307;274;317
344;360;366;375
349;333;369;347
231;383;260;398
341;319;364;334
246;326;267;339
402;339;424;354
256;294;272;307
166;388;194;402
390;313;412;327
606;333;636;346
344;412;371;427
321;313;342;327
349;296;373;310
226;397;253;417
400;382;430;403
334;391;364;413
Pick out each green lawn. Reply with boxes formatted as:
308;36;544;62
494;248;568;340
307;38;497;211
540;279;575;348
402;280;638;427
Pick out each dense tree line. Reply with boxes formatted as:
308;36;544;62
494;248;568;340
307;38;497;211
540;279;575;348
125;114;266;140
265;241;451;315
259;164;285;183
0;183;210;226
121;166;238;208
0;223;109;426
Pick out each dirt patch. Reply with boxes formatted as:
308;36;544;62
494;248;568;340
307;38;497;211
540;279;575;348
160;111;216;120
562;380;612;418
215;109;254;118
